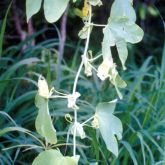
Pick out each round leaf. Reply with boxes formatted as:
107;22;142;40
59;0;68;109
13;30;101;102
44;0;70;23
32;150;78;165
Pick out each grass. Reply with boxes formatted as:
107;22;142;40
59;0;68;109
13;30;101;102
0;1;165;165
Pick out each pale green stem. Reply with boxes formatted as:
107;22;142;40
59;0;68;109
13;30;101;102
72;6;92;157
89;54;102;62
90;23;106;27
49;95;68;99
81;116;94;126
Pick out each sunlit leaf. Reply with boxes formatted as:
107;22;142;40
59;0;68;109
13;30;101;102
95;100;123;156
103;18;144;70
35;94;57;144
26;0;42;22
109;19;144;44
32;150;78;165
116;39;128;70
123;23;144;44
44;0;69;23
110;0;136;23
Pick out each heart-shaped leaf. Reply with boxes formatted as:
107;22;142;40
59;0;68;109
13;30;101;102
26;0;42;22
95;100;123;156
26;0;69;23
44;0;70;23
35;94;57;144
32;149;78;165
110;0;136;23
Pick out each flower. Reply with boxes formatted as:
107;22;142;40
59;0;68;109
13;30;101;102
91;115;99;129
37;75;54;99
97;59;118;81
67;92;81;109
97;59;112;80
82;55;92;77
71;122;86;139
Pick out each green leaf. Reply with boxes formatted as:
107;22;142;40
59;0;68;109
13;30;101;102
116;39;128;70
103;25;115;46
95;100;123;156
113;73;127;89
0;1;12;57
105;19;144;69
110;70;127;99
35;94;57;144
26;0;42;22
110;0;136;23
32;150;78;165
0;127;30;137
44;0;69;23
123;23;144;44
109;19;144;44
102;26;115;61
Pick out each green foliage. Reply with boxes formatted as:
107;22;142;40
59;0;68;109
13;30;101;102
26;0;42;22
94;99;123;156
26;0;70;23
0;1;12;57
35;94;57;144
32;150;78;165
0;0;164;164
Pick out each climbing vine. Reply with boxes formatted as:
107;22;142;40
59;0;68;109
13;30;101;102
25;0;144;164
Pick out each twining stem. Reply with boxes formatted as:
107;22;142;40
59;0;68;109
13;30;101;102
90;23;106;27
72;6;92;157
81;116;94;126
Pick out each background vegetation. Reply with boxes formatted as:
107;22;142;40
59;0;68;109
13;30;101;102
0;0;165;164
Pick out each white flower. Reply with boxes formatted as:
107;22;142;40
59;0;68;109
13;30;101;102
71;122;86;139
97;59;112;80
38;75;53;99
97;59;118;81
67;92;81;109
91;115;99;129
82;55;92;77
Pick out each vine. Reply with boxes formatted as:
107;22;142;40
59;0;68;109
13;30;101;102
24;0;144;164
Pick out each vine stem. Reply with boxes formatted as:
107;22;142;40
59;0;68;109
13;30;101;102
72;6;92;157
81;116;94;126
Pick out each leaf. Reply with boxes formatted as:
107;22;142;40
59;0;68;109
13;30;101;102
110;69;127;99
105;18;144;70
113;73;127;89
95;100;123;156
0;127;30;137
109;19;144;44
103;25;115;47
26;0;42;22
44;0;69;23
32;150;78;165
35;94;57;144
0;2;12;57
116;39;128;70
102;26;115;61
123;23;144;44
110;0;136;23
